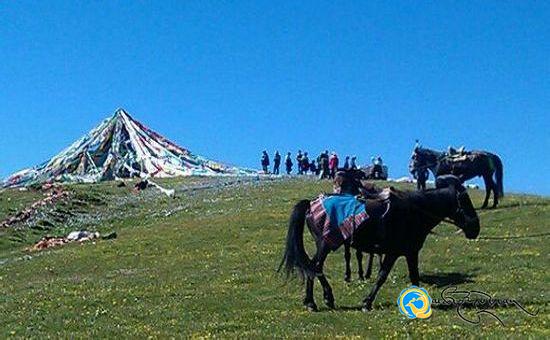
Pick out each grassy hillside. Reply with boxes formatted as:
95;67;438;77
0;177;548;338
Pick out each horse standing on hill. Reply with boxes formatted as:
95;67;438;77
410;147;504;208
280;173;480;312
332;169;382;281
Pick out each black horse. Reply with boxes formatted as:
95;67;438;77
344;243;382;281
280;175;480;312
410;147;504;208
332;169;380;282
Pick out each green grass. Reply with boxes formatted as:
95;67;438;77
0;177;548;338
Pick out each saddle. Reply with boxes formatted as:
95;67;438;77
332;173;394;224
357;182;394;201
448;154;469;162
351;197;391;253
366;197;391;218
349;191;393;252
445;148;485;164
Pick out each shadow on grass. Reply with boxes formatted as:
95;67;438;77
331;301;397;312
420;271;477;287
334;305;362;312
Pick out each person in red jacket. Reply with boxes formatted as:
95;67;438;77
328;152;339;179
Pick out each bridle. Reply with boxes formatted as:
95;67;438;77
410;150;448;173
410;187;469;228
443;189;469;226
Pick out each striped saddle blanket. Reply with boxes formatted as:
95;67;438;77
307;194;370;250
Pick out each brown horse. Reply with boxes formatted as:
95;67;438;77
410;147;503;208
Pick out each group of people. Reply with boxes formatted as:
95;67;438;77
260;150;359;179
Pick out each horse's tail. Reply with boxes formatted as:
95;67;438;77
279;200;314;279
493;154;504;198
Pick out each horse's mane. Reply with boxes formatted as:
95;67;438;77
385;186;452;211
415;147;444;159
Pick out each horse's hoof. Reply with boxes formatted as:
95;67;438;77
358;275;365;281
361;300;373;312
325;299;336;309
305;303;318;312
344;276;351;283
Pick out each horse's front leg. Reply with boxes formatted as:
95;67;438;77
362;253;398;312
491;177;499;208
406;252;420;286
365;252;374;279
356;250;364;280
481;175;491;209
344;241;352;282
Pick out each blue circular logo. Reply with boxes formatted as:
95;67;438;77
397;286;433;319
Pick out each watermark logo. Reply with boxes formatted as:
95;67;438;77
432;286;538;325
397;286;433;319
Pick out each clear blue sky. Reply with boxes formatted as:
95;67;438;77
1;1;548;195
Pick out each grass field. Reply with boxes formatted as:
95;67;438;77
0;177;548;338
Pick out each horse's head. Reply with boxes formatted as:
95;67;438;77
410;147;441;174
334;169;367;195
409;154;421;174
435;175;480;239
410;149;426;174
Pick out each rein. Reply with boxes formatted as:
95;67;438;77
477;232;550;240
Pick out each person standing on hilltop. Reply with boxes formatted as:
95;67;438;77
370;155;384;178
309;160;317;175
343;156;350;170
318;150;329;179
351;156;358;169
261;150;270;174
316;152;322;178
329;152;339;179
301;152;310;175
273;151;281;175
411;155;429;190
296;150;303;175
414;139;421;151
285;152;293;174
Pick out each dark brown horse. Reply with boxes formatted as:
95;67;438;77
280;174;480;312
410;147;504;208
344;243;382;281
332;169;381;282
332;170;381;282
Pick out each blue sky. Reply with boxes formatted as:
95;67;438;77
0;1;548;195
